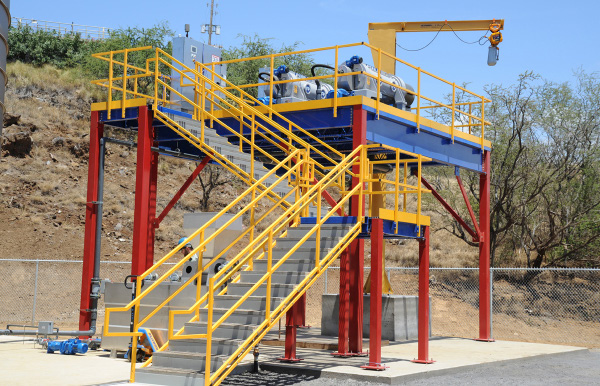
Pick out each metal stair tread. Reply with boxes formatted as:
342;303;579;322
215;294;285;300
202;307;266;314
137;366;203;375
171;337;244;345
184;321;256;330
233;282;296;287
155;351;228;359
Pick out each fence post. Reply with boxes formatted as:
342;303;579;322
490;268;494;339
323;268;328;295
32;260;39;324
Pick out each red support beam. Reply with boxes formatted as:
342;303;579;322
297;293;310;328
362;218;386;370
79;111;104;332
412;226;434;364
477;151;494;342
131;106;157;276
420;176;479;241
348;105;366;355
155;155;211;227
332;249;350;356
146;150;159;270
278;300;303;362
456;174;481;238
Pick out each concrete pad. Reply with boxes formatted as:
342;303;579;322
0;336;131;386
259;336;587;384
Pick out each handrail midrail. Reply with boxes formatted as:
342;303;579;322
209;41;490;148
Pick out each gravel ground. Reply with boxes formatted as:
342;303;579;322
221;349;600;386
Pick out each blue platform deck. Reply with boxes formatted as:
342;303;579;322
94;96;490;173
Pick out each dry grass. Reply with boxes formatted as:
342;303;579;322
7;61;103;101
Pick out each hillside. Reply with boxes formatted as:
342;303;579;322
0;62;480;268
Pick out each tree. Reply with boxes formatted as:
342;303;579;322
430;71;600;268
197;165;233;211
222;34;333;99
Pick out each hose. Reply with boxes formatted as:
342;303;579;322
311;64;335;100
259;72;280;98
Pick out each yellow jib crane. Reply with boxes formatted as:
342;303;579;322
368;19;505;72
363;19;504;294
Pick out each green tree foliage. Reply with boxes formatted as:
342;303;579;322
8;22;174;78
8;26;88;68
430;71;600;268
222;34;333;98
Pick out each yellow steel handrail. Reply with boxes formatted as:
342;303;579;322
92;48;343;184
209;41;490;148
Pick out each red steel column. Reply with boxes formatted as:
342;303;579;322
362;219;386;370
332;249;350;356
477;150;494;341
412;226;434;364
79;111;104;331
278;300;302;362
145;149;159;270
131;105;156;276
297;293;310;328
349;105;366;355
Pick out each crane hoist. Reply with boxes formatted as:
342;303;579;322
368;19;505;72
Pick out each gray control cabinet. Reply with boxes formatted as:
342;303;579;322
170;37;227;113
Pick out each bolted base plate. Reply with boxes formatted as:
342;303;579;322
474;338;495;342
361;363;388;371
411;358;435;364
277;357;303;363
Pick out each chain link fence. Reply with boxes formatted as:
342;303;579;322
1;259;599;347
319;267;600;348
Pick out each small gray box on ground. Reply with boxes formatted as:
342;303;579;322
38;321;54;335
320;294;431;341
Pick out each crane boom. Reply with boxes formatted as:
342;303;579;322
368;19;504;73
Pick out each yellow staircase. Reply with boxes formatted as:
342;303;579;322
95;47;430;386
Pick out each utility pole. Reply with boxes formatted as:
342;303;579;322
201;0;221;47
208;0;215;46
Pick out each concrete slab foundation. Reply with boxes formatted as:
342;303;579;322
321;294;431;341
258;335;587;384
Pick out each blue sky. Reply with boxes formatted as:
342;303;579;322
11;0;600;96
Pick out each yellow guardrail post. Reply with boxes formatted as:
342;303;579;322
107;51;113;120
468;103;472;135
377;48;382;120
154;49;159;105
417;154;422;237
205;277;214;386
266;229;273;320
122;50;128;119
316;185;322;268
480;96;485;149
417;67;421;132
196;230;205;319
269;55;274;119
394;149;400;233
451;83;456;143
334;45;339;118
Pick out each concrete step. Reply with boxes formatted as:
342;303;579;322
253;258;316;273
151;351;225;372
136;366;205;386
227;282;295;298
169;337;243;356
271;247;333;261
274;237;339;249
199;307;266;325
239;271;307;285
286;225;353;239
213;294;284;310
184;321;255;340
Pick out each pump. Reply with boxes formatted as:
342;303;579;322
337;56;414;111
259;65;333;104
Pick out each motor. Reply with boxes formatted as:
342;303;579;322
46;338;89;355
259;65;333;104
337;56;415;111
